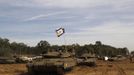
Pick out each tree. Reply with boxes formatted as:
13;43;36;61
131;51;134;55
36;40;50;53
95;41;102;45
0;37;130;57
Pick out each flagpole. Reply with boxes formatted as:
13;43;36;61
63;33;67;52
56;27;67;52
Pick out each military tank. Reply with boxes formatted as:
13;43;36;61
0;57;15;64
108;55;127;61
77;53;96;66
26;51;77;75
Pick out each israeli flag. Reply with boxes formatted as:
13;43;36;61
56;28;65;37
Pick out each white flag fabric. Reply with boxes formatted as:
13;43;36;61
56;28;65;37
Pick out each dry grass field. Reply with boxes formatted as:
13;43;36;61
66;60;134;75
0;64;27;75
0;59;134;75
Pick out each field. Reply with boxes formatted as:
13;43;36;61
0;59;134;75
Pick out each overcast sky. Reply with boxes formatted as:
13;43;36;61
0;0;134;51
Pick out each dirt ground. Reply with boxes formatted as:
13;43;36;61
0;60;134;75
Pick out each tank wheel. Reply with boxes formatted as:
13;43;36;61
57;68;64;75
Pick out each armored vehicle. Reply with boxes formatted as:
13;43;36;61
108;55;126;61
26;51;77;75
15;56;33;63
0;57;15;64
77;53;96;66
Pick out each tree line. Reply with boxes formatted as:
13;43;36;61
0;37;130;57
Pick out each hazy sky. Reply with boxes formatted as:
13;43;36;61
0;0;134;51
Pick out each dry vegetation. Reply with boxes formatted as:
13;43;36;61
0;60;134;75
